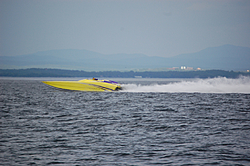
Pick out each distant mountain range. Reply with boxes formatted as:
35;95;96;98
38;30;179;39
1;44;250;71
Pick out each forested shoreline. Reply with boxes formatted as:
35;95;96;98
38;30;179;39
0;68;249;78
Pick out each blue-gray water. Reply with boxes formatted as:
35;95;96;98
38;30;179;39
1;77;250;165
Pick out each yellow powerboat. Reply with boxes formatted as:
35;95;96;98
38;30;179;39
42;78;122;92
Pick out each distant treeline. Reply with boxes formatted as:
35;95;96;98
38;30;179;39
0;68;250;78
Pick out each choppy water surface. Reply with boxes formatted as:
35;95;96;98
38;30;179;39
1;78;250;165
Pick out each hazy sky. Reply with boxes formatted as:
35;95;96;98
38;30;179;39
1;0;250;57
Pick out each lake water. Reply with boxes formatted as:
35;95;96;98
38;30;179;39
1;77;250;165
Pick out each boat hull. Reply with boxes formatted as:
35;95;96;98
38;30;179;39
42;79;121;92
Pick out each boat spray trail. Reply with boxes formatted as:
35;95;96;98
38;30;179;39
121;76;250;93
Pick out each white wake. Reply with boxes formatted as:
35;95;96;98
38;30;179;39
121;76;250;93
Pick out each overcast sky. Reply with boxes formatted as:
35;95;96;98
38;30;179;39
1;0;250;57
